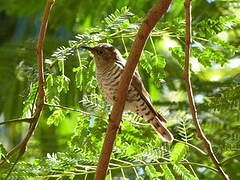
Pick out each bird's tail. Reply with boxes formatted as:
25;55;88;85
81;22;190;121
156;112;168;123
149;116;173;142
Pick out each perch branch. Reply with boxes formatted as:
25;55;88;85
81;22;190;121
183;0;229;179
94;0;172;179
2;0;55;162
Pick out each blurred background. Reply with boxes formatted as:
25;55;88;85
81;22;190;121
0;0;239;179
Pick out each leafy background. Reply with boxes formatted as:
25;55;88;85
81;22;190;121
0;0;240;179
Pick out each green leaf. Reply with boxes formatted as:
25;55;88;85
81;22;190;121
62;75;70;93
170;47;185;68
57;75;70;93
170;142;188;164
46;74;54;87
140;50;166;87
73;67;83;89
194;16;239;38
206;83;240;112
58;60;64;73
47;109;65;126
0;143;7;161
173;164;198;180
178;117;193;142
152;55;166;69
145;165;162;178
46;75;60;105
46;74;70;105
160;164;175;180
105;174;112;180
22;82;38;118
135;178;144;180
103;6;134;32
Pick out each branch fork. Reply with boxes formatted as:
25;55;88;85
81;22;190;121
0;0;55;168
183;0;229;179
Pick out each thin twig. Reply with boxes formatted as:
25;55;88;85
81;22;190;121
94;0;172;179
38;160;219;178
1;103;107;129
44;103;105;120
174;139;207;156
221;153;240;165
2;0;55;165
183;0;229;179
183;159;199;178
5;148;24;179
0;118;32;126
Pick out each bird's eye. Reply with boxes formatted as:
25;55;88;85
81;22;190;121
97;50;104;55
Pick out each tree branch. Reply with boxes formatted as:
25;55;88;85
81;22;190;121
2;0;55;163
221;153;240;165
94;0;172;179
44;103;105;120
0;118;32;126
1;103;107;128
183;1;229;180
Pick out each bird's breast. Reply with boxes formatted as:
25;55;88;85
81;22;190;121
96;63;123;104
96;62;140;111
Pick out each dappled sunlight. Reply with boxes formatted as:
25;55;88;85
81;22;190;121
210;75;221;81
0;0;239;179
227;58;240;68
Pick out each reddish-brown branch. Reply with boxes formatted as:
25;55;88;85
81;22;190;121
94;0;172;179
183;0;229;179
2;0;55;163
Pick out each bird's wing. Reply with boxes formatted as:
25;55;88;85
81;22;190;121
115;60;167;123
131;71;167;123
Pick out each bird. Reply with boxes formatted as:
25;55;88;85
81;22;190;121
81;43;173;142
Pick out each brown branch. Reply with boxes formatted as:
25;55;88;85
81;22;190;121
2;0;55;163
0;118;32;126
94;0;172;179
183;1;229;180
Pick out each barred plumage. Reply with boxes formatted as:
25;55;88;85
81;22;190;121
82;43;173;142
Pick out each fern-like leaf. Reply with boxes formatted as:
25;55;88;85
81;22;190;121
170;142;188;164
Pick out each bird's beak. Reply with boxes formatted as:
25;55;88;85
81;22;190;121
81;46;94;52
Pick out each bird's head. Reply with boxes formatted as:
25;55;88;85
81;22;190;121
81;43;122;65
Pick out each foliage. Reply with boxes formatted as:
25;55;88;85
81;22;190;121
206;82;240;112
1;1;240;180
